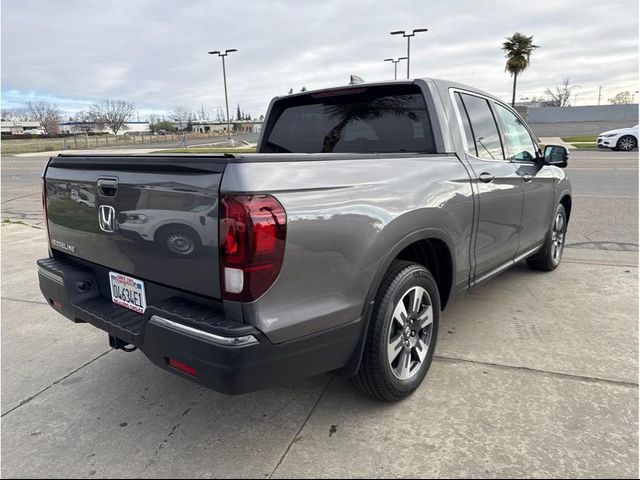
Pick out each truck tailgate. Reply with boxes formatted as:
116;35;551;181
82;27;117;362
44;156;228;299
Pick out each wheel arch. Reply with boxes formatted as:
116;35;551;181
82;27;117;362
336;228;456;378
559;192;572;223
153;222;203;246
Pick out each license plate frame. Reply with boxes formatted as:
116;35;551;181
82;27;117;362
109;271;147;314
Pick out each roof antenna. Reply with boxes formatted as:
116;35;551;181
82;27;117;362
349;75;365;85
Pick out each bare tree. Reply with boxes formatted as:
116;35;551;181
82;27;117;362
72;110;99;134
1;107;31;121
608;91;633;105
544;78;576;107
148;113;159;133
90;99;134;135
25;101;61;134
171;107;190;132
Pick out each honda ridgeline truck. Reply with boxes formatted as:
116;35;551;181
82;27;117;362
38;78;571;401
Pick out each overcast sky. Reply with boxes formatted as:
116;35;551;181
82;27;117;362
2;0;638;119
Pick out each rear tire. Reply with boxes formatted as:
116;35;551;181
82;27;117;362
527;204;567;271
352;261;440;402
616;135;637;152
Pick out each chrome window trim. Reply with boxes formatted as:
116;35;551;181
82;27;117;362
449;88;508;164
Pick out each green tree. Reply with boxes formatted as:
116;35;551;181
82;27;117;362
502;33;540;106
236;105;242;121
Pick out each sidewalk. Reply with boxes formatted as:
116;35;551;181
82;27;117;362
538;136;577;149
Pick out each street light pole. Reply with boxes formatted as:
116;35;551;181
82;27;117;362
390;28;427;79
208;48;237;145
384;57;408;80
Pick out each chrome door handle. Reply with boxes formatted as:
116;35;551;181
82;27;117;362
523;174;533;182
478;172;495;183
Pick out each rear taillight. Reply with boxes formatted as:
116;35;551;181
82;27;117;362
220;194;287;302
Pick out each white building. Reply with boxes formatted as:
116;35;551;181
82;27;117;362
191;119;263;134
1;120;43;135
59;121;150;135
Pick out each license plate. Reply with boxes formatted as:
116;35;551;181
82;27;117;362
109;272;147;314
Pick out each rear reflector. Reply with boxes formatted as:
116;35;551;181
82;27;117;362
49;299;63;309
166;358;197;377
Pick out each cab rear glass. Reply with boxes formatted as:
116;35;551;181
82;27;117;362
262;85;435;154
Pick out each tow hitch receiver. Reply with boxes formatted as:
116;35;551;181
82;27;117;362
109;335;137;352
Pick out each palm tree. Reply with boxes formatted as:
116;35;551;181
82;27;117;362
502;33;539;106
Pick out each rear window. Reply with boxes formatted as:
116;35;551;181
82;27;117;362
262;85;435;154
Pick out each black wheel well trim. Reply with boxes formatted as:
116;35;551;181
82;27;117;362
559;191;572;222
334;227;456;378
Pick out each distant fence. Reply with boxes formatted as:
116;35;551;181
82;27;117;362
527;104;639;124
1;131;227;154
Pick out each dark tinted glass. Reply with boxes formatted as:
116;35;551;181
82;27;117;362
454;93;477;156
264;85;435;153
459;93;504;160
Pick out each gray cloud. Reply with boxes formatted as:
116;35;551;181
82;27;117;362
2;0;638;117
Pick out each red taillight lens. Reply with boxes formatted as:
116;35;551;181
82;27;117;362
220;194;287;302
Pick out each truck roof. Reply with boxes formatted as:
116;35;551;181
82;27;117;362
277;77;502;104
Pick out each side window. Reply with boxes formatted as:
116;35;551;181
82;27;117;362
454;93;476;156
459;93;505;161
494;103;538;162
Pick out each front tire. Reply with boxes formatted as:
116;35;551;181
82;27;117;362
616;135;637;151
352;261;440;402
158;227;200;257
527;204;567;271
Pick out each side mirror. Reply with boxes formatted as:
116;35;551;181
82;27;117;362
543;145;569;168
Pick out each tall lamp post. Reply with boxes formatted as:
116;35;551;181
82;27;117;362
208;49;237;145
390;28;428;79
384;57;408;80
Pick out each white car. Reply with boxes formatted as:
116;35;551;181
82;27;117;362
597;125;638;151
116;204;217;257
22;128;45;135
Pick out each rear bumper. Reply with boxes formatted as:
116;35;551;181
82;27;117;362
37;256;360;395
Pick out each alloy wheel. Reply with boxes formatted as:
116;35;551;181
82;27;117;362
619;136;636;151
387;286;433;381
551;212;566;264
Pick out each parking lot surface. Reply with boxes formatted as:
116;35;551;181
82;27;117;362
1;149;638;478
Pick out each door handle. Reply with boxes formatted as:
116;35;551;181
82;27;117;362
478;172;495;183
522;174;533;182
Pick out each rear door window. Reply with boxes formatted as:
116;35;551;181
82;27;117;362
458;93;505;161
263;85;435;153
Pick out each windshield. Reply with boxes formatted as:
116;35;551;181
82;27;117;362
263;84;435;154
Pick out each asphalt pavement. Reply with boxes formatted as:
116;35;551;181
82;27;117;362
1;148;638;477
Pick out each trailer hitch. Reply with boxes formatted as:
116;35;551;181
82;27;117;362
108;335;137;352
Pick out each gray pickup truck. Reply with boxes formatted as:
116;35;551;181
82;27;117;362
38;78;571;401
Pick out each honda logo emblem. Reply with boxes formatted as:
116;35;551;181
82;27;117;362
98;205;116;233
